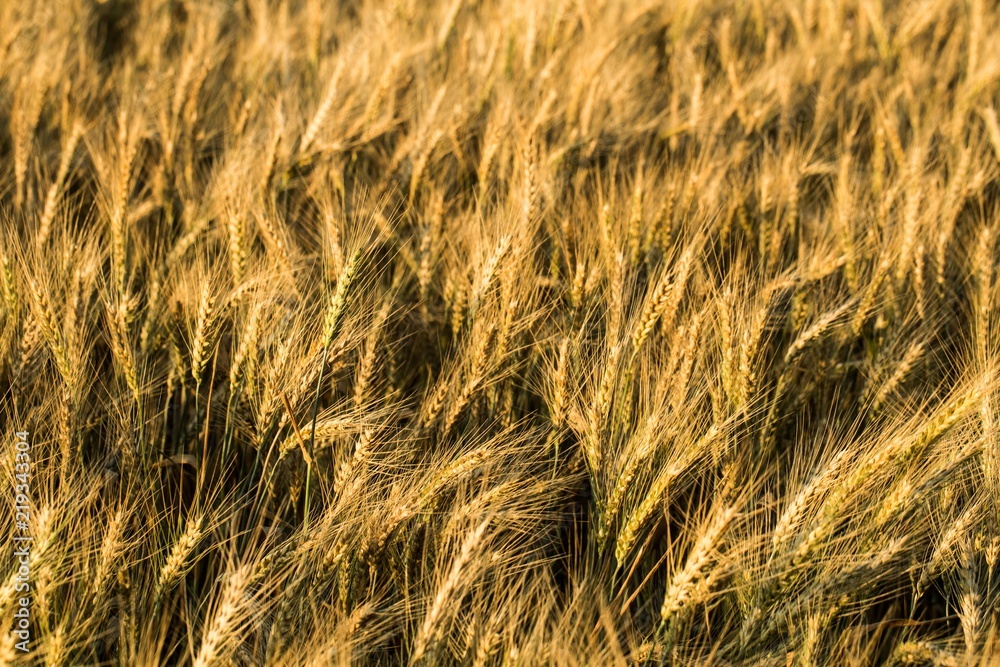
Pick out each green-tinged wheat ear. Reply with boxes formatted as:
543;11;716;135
321;249;360;349
910;386;983;454
154;515;204;609
872;475;916;528
250;539;308;602
190;283;217;388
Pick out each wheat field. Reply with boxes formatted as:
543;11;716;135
1;0;1000;664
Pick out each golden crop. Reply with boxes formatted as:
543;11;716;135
1;0;999;664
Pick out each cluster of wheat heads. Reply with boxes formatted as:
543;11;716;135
2;0;1000;664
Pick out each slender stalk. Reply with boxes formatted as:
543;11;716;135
305;343;330;528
